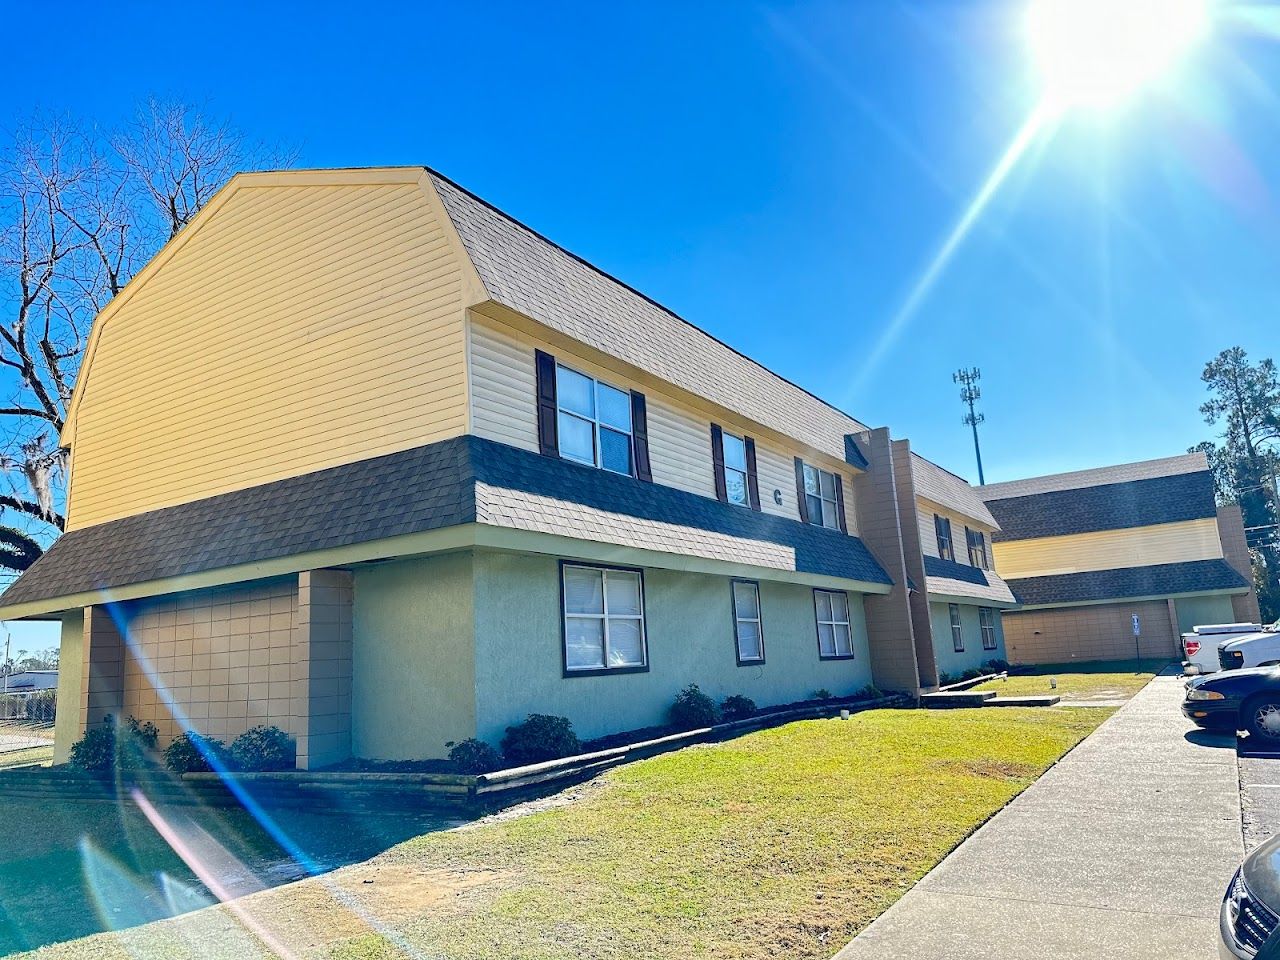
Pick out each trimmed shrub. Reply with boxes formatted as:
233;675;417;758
961;667;984;681
669;684;719;730
937;672;956;687
446;738;503;774
851;684;882;702
719;694;757;722
501;714;581;766
812;688;833;701
68;715;159;773
229;725;296;772
164;731;229;774
983;658;1010;673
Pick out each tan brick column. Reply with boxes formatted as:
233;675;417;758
80;604;127;733
294;570;354;770
850;427;923;697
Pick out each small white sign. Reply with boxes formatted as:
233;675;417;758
1132;614;1141;637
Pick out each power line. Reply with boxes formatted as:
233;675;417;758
954;367;986;485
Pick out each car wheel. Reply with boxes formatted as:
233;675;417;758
1246;697;1280;741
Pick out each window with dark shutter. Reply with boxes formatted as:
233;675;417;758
794;458;809;523
535;349;558;457
631;392;652;483
935;515;954;562
711;425;728;502
744;438;761;511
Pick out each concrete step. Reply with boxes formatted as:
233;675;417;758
984;695;1062;707
921;690;996;709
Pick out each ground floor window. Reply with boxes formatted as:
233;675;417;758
815;589;854;659
561;563;647;674
732;580;764;664
949;603;964;653
980;607;997;650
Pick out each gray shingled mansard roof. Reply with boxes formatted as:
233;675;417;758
979;452;1209;501
909;453;998;529
922;554;1017;605
0;437;892;614
984;471;1217;543
429;171;869;466
1007;558;1248;607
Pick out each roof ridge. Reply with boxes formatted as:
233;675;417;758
422;165;868;434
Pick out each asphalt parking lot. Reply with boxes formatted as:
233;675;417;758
1238;735;1280;852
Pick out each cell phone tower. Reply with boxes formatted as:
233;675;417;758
954;367;985;485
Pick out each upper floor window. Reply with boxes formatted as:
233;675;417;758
935;515;954;562
814;589;855;659
803;464;841;530
722;432;750;507
966;527;989;570
561;563;647;674
979;607;998;651
556;364;633;476
949;603;964;653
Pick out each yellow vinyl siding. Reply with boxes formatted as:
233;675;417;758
992;518;1225;580
66;176;472;529
466;314;850;527
918;499;986;561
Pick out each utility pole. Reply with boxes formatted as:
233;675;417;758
954;367;986;485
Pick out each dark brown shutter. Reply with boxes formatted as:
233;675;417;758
631;391;652;483
744;437;761;511
834;474;848;533
535;350;558;457
794;458;810;524
710;424;728;502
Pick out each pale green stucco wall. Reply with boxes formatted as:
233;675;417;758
471;550;874;746
929;601;1007;680
52;610;84;764
351;553;477;760
1174;594;1240;635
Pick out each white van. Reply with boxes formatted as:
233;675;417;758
1182;622;1264;675
1218;624;1280;671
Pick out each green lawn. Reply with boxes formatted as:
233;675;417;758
24;705;1114;960
0;744;53;771
973;659;1170;701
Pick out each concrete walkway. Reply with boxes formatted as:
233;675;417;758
835;673;1243;960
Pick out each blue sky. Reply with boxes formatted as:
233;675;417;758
5;0;1278;490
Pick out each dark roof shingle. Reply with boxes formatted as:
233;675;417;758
985;472;1217;542
0;437;892;612
1007;558;1248;606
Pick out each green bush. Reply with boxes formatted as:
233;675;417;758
719;694;757;721
812;688;833;701
669;684;719;730
501;714;581;766
961;667;984;681
983;658;1010;673
163;731;229;774
446;738;503;774
937;672;956;687
229;725;296;772
850;684;882;702
68;715;159;773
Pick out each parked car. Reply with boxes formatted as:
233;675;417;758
1218;624;1280;672
1182;666;1280;740
1184;623;1265;675
1220;834;1280;958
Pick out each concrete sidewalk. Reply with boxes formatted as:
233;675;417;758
834;673;1243;960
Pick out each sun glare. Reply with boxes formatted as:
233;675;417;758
1026;0;1212;109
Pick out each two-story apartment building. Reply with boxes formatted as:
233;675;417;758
981;454;1258;663
0;167;950;767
